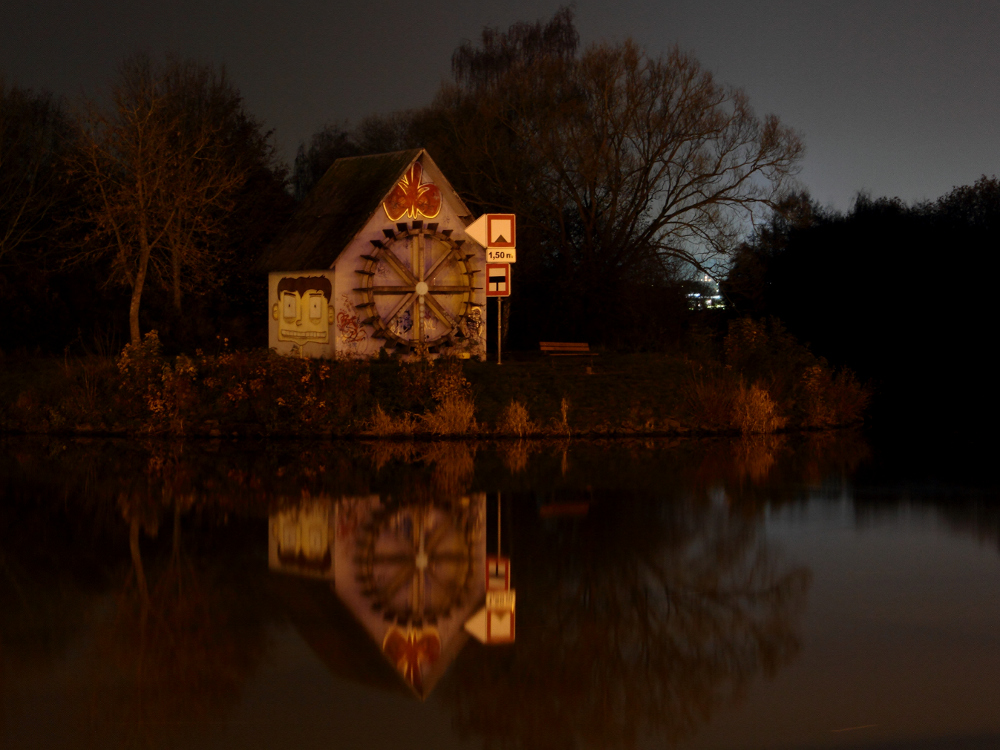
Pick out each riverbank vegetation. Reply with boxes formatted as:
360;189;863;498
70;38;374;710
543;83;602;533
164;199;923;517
0;319;868;438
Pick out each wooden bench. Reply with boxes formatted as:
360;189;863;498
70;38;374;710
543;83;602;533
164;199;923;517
539;342;595;356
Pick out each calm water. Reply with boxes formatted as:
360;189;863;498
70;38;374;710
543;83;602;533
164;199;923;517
1;434;998;749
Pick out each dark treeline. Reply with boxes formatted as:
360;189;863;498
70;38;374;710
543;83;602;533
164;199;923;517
723;181;1000;441
0;58;294;356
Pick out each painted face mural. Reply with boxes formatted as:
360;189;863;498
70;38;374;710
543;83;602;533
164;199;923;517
272;276;334;348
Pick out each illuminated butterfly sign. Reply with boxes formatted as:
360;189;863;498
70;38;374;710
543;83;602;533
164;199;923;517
382;162;442;221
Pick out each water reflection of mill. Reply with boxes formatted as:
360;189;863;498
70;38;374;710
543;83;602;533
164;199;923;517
0;436;838;747
263;440;813;746
269;493;485;697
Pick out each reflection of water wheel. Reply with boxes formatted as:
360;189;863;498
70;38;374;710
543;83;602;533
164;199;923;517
354;221;479;353
355;502;478;626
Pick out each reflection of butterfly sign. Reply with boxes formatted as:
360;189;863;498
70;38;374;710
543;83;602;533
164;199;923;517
383;162;442;221
383;626;441;692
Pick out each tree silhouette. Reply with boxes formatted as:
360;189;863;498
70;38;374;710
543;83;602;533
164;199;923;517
441;490;810;749
428;8;802;344
0;80;74;268
69;55;261;344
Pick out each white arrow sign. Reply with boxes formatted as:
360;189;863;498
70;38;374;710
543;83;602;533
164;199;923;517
466;213;516;249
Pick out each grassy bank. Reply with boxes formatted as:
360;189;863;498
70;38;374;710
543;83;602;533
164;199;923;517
0;320;869;438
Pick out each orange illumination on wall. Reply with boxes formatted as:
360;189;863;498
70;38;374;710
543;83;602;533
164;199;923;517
383;162;442;221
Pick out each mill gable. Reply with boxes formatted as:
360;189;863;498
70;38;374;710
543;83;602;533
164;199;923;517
259;149;486;359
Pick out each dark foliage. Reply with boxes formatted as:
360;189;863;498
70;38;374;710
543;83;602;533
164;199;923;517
725;179;1000;435
0;61;292;356
291;113;422;200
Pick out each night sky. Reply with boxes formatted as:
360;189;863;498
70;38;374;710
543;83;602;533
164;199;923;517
4;0;999;212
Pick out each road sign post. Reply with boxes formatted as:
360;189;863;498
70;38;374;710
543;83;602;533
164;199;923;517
470;215;517;366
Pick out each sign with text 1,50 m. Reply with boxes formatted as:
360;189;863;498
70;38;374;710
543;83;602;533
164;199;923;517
467;214;516;263
487;247;516;262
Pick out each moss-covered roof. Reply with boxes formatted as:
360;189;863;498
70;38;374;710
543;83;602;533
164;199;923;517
257;149;423;272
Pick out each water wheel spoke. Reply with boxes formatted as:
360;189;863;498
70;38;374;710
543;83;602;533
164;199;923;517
425;567;460;596
383;292;416;324
371;286;416;294
425;245;454;282
423;294;456;327
430;551;468;563
378;248;418;286
423;522;452;554
381;564;416;600
416;234;427;282
413;568;425;613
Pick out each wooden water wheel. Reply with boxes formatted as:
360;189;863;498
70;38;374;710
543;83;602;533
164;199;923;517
353;221;480;354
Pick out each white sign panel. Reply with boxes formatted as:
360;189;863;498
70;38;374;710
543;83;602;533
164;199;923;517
467;213;516;249
486;264;511;297
464;589;517;645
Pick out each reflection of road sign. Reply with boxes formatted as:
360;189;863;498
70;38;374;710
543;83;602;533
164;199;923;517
464;590;516;644
487;590;514;609
486;264;511;297
487;607;515;642
487;555;510;590
467;213;516;248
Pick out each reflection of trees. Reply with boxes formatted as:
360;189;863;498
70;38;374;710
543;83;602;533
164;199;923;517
0;439;280;745
79;491;273;748
694;432;871;511
364;440;478;502
0;485;106;737
441;492;810;749
497;440;536;474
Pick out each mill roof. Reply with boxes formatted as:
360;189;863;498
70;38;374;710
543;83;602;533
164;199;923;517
257;148;467;272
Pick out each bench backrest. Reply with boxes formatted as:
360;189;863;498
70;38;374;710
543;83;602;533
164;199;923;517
539;342;591;353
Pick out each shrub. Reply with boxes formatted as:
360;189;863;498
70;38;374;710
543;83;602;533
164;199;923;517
732;381;786;434
367;403;417;436
686;372;736;430
116;330;168;422
558;397;571;434
818;368;870;426
422;396;477;436
723;317;870;428
685;370;785;433
497;400;534;436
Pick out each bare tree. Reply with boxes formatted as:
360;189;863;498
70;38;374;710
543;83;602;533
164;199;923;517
431;9;803;341
70;55;252;344
0;80;73;267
